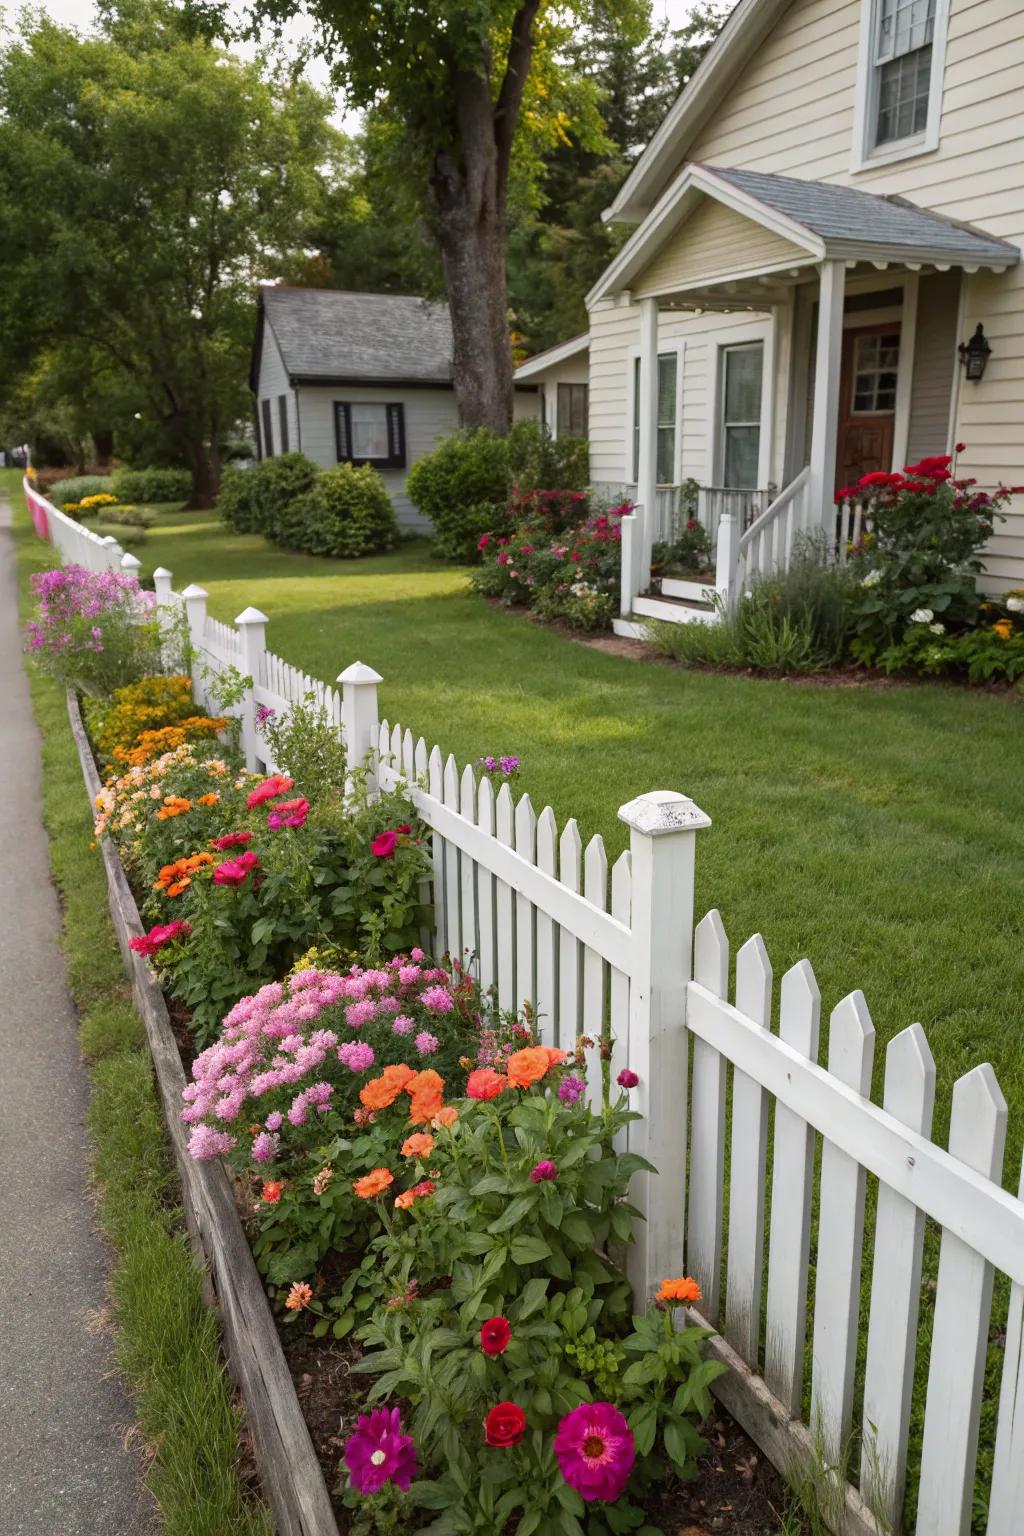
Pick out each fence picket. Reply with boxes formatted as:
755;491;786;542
514;794;536;1015
860;1022;935;1528
811;991;875;1467
582;836;608;1111
475;777;497;996
988;1154;1024;1535
494;784;516;1014
442;756;462;963
557;821;583;1051
460;766;478;970
725;933;772;1361
534;807;558;1048
764;959;821;1415
427;746;447;958
687;910;729;1322
402;728;415;780
916;1065;1007;1536
608;852;631;1114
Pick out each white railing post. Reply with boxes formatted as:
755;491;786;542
100;534;123;572
181;583;208;703
120;550;142;579
235;606;269;771
637;297;659;578
152;565;173;607
617;789;712;1305
714;511;740;614
619;511;641;618
339;660;383;795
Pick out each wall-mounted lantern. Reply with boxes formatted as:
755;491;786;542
959;323;991;381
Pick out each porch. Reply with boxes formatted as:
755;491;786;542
589;164;1019;629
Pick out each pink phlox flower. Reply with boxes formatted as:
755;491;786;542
392;1015;415;1035
265;1111;283;1132
251;1132;279;1164
410;948;425;961
420;986;455;1015
376;995;401;1016
346;999;377;1029
188;1125;236;1161
415;1031;439;1056
339;1041;376;1072
398;965;421;985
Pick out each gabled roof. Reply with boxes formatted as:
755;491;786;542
252;285;453;391
589;163;1019;305
514;333;589;380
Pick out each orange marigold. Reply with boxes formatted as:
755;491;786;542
401;1132;435;1159
196;792;221;806
406;1069;445;1124
353;1168;395;1199
506;1046;552;1088
656;1276;702;1306
360;1062;416;1112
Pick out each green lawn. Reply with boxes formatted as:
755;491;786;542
126;505;1024;1177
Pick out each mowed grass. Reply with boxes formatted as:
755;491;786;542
137;506;1024;1178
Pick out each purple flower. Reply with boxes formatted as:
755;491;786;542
187;1124;236;1160
420;985;454;1015
530;1160;559;1183
617;1069;639;1089
265;1111;283;1132
346;999;377;1029
558;1075;586;1105
554;1402;634;1503
414;1030;439;1056
392;1014;414;1035
256;704;275;724
251;1131;278;1164
338;1041;375;1073
344;1407;417;1495
499;755;520;774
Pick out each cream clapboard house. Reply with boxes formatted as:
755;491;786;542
521;0;1024;617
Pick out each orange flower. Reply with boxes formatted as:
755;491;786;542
360;1062;416;1112
401;1132;435;1159
656;1276;702;1306
395;1178;436;1210
432;1106;459;1130
993;618;1014;639
406;1069;445;1124
166;879;190;898
156;796;192;821
543;1047;569;1068
353;1168;395;1199
506;1046;552;1088
262;1180;284;1204
284;1281;313;1311
154;850;214;894
196;792;221;806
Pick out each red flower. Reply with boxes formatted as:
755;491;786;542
213;851;260;886
478;534;491;550
246;774;294;809
903;455;952;477
955;442;967;454
484;1402;526;1448
858;471;903;488
267;796;309;830
834;485;858;503
372;829;399;859
210;831;253;850
466;1067;507;1100
480;1316;511;1356
261;1180;284;1203
395;824;412;834
129;920;191;956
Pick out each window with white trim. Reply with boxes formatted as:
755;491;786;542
855;0;947;164
632;352;679;484
334;401;406;469
719;342;763;490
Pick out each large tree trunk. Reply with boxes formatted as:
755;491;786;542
91;427;114;468
184;440;220;509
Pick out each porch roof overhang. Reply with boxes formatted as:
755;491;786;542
587;164;1020;309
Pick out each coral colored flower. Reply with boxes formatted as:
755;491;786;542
480;1316;511;1356
401;1132;435;1159
993;618;1013;639
466;1067;507;1100
394;1178;435;1210
372;829;399;859
156;796;192;821
406;1069;445;1124
196;792;220;807
267;796;309;830
530;1160;558;1183
210;831;253;850
656;1275;702;1305
129;920;191;956
262;1180;284;1204
617;1069;639;1089
353;1168;394;1199
213;851;260;886
484;1402;527;1448
344;1407;417;1494
506;1046;552;1088
246;774;293;809
544;1048;569;1068
554;1402;634;1502
432;1105;459;1129
360;1063;416;1111
285;1281;313;1311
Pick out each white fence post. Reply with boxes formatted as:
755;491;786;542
181;583;208;704
100;534;123;571
339;661;383;794
120;550;142;579
619;512;641;617
617;789;712;1305
714;511;740;614
235;606;269;772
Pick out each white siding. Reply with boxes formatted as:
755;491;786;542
513;387;542;423
633;198;806;297
257;323;299;458
297;385;461;531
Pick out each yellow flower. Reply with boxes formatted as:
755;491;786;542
992;619;1013;640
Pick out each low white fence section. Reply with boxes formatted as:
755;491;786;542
29;507;1024;1536
24;477;127;572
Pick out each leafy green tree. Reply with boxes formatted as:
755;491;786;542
0;9;334;504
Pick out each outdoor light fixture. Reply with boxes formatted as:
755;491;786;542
959;323;991;381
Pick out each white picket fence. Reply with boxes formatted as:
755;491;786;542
24;477;128;572
31;486;1024;1536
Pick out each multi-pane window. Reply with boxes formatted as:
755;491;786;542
720;342;763;490
334;401;406;469
851;333;900;414
873;0;935;145
556;383;588;439
632;352;679;483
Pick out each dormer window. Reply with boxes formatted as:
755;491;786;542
853;0;949;169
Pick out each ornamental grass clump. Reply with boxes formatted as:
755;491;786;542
24;562;164;696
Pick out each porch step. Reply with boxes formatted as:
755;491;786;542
660;576;718;603
614;593;721;638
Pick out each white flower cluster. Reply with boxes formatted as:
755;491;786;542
910;608;934;624
861;568;882;588
1007;596;1024;614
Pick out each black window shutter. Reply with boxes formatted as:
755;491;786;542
334;402;351;461
386;404;406;469
261;398;274;457
278;395;289;453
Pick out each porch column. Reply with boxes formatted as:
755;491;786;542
637;297;659;578
808;259;846;529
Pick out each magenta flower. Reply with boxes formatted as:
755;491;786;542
530;1160;559;1183
338;1041;375;1073
267;796;310;830
617;1069;639;1089
554;1402;635;1503
558;1075;586;1105
344;1407;417;1494
420;985;454;1014
392;1014;414;1035
346;999;377;1030
213;851;259;887
414;1030;439;1056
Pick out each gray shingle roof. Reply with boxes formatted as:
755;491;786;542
705;165;1020;265
261;286;453;385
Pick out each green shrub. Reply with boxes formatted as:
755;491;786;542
100;505;156;529
272;464;399;558
113;466;192;504
216;465;263;534
48;474;114;506
406;427;511;561
506;417;590;493
225;452;320;539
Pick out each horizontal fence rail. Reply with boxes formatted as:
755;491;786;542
28;488;1024;1536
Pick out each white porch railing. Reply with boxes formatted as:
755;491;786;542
25;486;1024;1535
736;467;814;591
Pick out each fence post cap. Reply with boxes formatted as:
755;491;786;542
100;535;120;547
120;551;142;572
152;565;173;579
234;605;269;626
337;660;383;686
618;789;712;835
181;583;208;599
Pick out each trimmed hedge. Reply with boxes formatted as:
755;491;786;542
273;464;399;558
218;454;318;537
112;467;192;504
48;475;115;506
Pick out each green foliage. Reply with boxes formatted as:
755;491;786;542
220;452;319;537
113;466;191;504
652;508;713;581
256;694;349;800
216;465;264;534
507;419;590;494
876;612;1024;685
48;474;115;505
274;463;400;559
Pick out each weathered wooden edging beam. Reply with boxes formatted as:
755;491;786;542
67;693;340;1536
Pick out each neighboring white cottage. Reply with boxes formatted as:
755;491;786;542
513;335;590;441
251;286;539;530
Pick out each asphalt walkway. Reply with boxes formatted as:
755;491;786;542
0;497;156;1534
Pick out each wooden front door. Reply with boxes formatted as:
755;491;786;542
835;323;900;491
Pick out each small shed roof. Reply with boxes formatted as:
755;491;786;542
253;286;454;390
